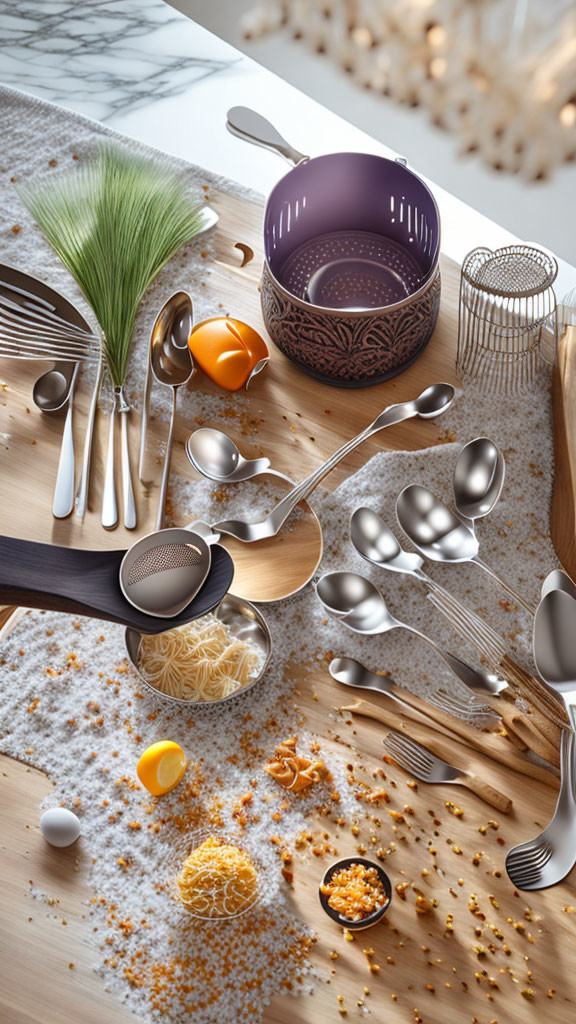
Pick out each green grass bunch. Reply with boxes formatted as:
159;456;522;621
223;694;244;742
18;144;206;386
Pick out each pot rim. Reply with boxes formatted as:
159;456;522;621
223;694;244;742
262;150;441;317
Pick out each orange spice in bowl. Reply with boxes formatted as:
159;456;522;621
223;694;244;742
319;857;392;930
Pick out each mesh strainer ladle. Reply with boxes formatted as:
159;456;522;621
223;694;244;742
120;526;215;618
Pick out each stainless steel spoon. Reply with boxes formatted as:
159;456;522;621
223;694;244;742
138;210;218;482
350;507;508;694
317;571;505;696
453;436;505;528
330;656;500;728
150;292;194;530
534;589;576;729
51;363;78;518
207;383;454;543
541;569;576;601
33;364;73;413
186;427;293;485
396;484;535;614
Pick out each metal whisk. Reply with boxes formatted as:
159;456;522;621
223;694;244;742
457;244;557;394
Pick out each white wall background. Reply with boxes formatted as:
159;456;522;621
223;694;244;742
170;0;576;269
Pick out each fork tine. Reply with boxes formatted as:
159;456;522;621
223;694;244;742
383;740;421;778
394;735;435;770
433;691;492;715
384;732;434;776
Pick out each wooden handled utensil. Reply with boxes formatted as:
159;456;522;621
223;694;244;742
384;729;512;814
343;697;558;787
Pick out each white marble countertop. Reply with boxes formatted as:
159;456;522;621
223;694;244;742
0;0;573;293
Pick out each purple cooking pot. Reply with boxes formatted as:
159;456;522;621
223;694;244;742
227;107;441;388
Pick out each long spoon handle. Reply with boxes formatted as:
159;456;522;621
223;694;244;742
119;392;136;531
472;556;536;615
226;106;307;166
403;622;497;695
240;402;418;535
101;399;118;530
138;350;152;482
75;352;103;521
155;388;178;531
52;368;77;519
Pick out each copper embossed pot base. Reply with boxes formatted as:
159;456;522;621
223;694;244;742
262;265;441;388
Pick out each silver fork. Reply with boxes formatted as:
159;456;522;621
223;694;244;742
505;730;576;890
384;730;512;812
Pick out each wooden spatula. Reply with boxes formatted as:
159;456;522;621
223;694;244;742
551;288;576;578
0;535;233;634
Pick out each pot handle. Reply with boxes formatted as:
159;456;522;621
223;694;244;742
226;106;308;167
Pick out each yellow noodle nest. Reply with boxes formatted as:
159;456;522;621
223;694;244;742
138;613;260;702
176;836;258;918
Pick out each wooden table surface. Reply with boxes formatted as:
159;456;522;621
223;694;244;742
2;184;574;1024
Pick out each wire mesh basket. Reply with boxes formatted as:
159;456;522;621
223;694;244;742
456;244;557;394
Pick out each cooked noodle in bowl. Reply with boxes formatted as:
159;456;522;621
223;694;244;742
125;595;271;707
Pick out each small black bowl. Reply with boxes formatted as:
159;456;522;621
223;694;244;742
318;856;392;931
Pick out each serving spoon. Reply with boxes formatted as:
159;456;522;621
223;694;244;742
534;589;576;729
186;427;293;485
396;484;535;614
150;292;194;530
205;383;454;542
317;571;506;696
453;436;505;528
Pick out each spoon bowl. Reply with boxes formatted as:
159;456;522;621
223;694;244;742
350;507;424;574
186;428;273;483
119;525;214;618
411;382;455;418
33;367;71;412
541;569;576;601
534;589;576;690
453;437;505;524
151;292;195;530
317;572;398;634
397;484;479;562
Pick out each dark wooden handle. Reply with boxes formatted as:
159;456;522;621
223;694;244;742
0;535;234;633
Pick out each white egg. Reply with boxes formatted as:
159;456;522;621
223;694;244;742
39;807;81;848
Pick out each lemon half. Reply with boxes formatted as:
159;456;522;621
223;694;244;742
137;740;187;796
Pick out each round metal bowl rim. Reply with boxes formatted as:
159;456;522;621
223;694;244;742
263;253;441;317
460;244;558;299
125;594;272;709
318;856;393;929
262;151;441;316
